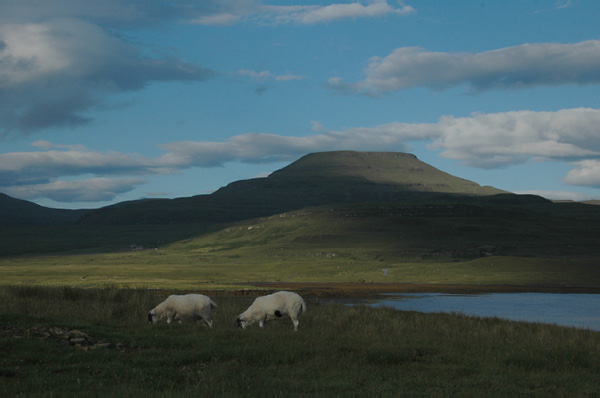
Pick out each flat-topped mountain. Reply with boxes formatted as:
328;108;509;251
2;151;599;259
79;151;508;225
231;151;504;195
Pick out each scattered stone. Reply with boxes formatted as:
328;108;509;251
2;325;120;351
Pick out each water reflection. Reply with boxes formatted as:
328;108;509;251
332;293;600;331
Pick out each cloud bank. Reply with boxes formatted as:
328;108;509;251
2;108;600;202
329;41;600;95
192;1;415;26
0;1;416;137
0;18;214;137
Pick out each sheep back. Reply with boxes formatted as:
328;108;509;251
240;291;306;324
149;293;216;326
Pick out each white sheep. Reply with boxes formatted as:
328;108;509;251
237;291;306;331
148;294;217;328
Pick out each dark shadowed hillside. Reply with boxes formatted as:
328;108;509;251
79;151;507;225
0;193;89;227
1;151;600;262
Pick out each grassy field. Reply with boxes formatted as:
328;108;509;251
2;203;600;290
2;286;600;395
2;198;600;290
2;249;599;291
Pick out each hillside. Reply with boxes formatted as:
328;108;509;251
196;199;600;260
79;151;507;225
3;198;599;286
4;150;599;262
0;193;89;227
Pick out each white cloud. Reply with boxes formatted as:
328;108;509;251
236;69;305;81
5;177;146;202
0;1;250;26
258;1;415;25
329;40;600;95
186;1;415;26
1;1;416;28
0;18;214;136
0;144;169;187
429;108;600;168
158;121;433;167
192;13;242;26
564;160;600;188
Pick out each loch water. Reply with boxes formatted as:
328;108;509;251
333;293;600;331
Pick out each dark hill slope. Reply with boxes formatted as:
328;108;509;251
79;151;508;225
175;199;600;261
0;193;89;227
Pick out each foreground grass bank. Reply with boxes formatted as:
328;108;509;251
2;286;599;395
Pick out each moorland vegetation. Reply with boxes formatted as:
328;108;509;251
2;151;600;395
2;286;600;395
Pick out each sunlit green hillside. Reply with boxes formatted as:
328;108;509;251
2;200;599;289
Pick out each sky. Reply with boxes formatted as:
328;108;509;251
1;0;600;210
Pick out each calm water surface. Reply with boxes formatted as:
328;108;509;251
338;293;600;331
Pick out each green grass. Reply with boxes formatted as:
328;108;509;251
2;286;599;395
1;198;599;290
2;245;598;290
2;202;599;289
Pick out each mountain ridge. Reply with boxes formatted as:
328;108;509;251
1;151;598;259
245;151;503;194
1;151;525;227
79;151;509;225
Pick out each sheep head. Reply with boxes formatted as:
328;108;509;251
148;310;158;324
236;316;248;329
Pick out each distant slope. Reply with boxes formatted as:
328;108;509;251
80;151;508;225
0;193;90;227
169;199;600;263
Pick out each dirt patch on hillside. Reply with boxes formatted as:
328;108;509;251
210;282;600;298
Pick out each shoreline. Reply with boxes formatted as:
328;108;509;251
211;282;600;298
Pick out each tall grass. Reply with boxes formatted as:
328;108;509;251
2;286;600;395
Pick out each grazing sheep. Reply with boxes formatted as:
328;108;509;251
237;291;306;331
148;294;217;328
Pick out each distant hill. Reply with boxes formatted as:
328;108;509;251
79;151;509;225
0;193;90;227
267;151;503;194
2;151;599;260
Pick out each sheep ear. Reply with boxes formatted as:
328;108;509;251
274;310;283;318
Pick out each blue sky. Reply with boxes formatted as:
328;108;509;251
1;0;600;209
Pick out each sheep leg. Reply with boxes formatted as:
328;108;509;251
291;318;299;331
